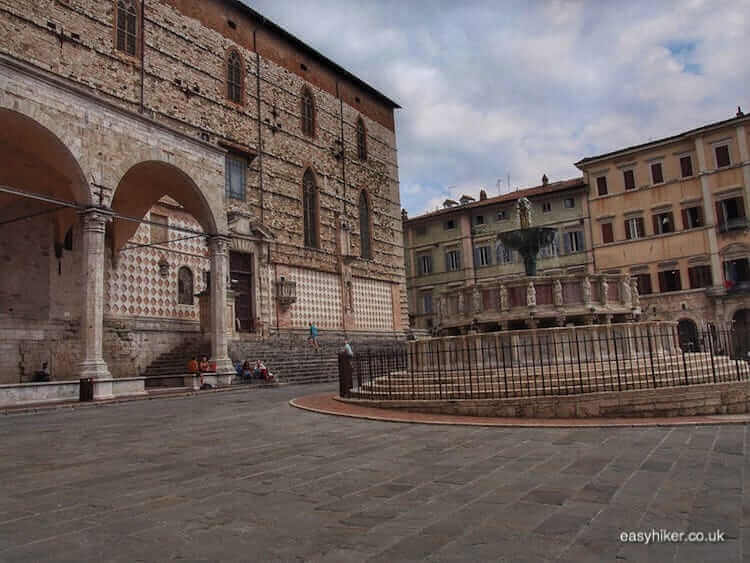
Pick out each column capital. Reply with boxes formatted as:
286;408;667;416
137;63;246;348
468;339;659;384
79;208;113;233
208;235;232;255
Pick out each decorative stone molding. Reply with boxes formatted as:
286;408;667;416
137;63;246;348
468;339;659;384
276;277;297;308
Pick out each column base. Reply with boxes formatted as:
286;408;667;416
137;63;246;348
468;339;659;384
77;360;113;400
209;357;236;386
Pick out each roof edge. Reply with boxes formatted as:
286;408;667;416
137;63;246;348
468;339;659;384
405;177;586;224
575;112;750;168
227;1;401;109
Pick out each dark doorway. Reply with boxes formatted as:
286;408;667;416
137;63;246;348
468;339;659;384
677;318;699;352
230;252;255;332
733;309;750;360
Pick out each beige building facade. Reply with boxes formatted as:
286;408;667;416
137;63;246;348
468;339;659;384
0;0;406;389
576;110;750;339
403;178;605;333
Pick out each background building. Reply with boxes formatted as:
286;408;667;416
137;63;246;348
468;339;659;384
0;0;406;386
403;110;750;343
576;109;750;343
403;178;598;332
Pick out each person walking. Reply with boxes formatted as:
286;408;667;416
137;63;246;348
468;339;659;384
308;321;320;351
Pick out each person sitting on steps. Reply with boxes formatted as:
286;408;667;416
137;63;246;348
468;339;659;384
199;355;210;372
253;360;268;381
33;361;50;382
187;356;199;374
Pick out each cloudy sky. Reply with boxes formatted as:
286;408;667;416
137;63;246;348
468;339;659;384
247;0;749;216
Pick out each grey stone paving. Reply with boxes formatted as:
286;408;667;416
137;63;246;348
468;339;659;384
0;383;747;562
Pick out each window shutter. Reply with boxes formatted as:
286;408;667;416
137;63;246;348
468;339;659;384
738;198;746;218
417;256;424;276
563;232;571;254
716;201;725;227
658;271;666;293
456;251;461;270
681;208;689;230
473;247;479;268
444;252;450;271
624;221;631;240
602;223;613;244
636;218;644;238
652;214;660;235
688;267;696;289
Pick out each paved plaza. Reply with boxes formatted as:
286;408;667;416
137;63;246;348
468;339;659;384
1;384;748;562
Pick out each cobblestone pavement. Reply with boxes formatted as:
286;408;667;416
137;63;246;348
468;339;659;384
0;383;747;562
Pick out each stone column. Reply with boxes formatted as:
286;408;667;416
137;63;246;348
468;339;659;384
78;209;113;398
694;136;723;286
209;236;234;381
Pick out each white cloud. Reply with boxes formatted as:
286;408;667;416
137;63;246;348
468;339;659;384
246;0;749;216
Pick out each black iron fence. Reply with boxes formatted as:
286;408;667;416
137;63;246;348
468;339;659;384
339;325;750;400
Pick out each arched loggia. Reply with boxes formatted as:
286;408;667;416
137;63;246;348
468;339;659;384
0;108;91;247
110;160;233;378
110;161;218;254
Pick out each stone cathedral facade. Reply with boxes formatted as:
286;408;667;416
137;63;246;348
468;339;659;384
0;0;406;389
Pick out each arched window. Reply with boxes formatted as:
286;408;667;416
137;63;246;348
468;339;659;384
300;88;315;136
227;50;242;104
303;169;319;248
356;117;367;161
178;267;194;305
116;0;138;56
359;190;372;259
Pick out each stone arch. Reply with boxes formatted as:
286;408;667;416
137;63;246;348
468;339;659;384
110;160;222;254
0;108;91;242
677;317;700;351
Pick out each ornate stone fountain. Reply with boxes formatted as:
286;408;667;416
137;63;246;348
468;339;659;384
498;197;557;277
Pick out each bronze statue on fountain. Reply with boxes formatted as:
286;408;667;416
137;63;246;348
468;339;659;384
498;197;557;277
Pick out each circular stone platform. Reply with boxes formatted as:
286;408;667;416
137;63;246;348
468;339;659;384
290;392;750;428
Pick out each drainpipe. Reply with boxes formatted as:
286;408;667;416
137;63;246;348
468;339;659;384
139;0;145;113
254;29;265;225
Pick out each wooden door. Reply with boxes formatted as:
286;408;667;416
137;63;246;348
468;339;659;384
230;252;254;332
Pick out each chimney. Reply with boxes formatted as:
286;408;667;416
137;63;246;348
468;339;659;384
479;189;487;201
542;174;549;186
738;106;745;118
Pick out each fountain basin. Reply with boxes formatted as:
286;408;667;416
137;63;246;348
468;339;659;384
498;227;558;276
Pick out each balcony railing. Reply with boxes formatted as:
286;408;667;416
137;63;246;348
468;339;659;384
718;217;749;233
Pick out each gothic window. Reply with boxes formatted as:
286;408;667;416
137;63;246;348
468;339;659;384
227;50;242;103
178;267;194;305
359;190;372;259
301;87;315;136
303;169;319;248
356;117;367;160
116;0;138;56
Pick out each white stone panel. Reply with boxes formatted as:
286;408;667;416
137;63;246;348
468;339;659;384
286;267;342;329
105;212;209;320
353;277;394;331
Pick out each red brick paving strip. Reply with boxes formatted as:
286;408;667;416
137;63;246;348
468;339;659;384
290;393;750;428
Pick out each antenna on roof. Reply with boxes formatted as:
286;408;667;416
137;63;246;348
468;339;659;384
496;179;502;195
